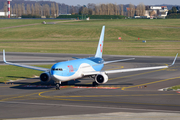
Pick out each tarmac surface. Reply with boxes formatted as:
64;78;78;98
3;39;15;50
0;52;180;119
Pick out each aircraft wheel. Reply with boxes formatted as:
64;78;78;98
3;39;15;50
56;83;60;90
92;81;98;87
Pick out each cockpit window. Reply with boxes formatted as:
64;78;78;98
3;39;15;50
52;68;63;71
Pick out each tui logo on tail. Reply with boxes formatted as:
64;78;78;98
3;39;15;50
95;26;105;58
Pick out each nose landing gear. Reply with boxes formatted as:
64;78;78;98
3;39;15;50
55;81;61;90
56;83;60;90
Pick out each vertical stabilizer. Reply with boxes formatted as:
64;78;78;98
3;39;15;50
95;26;105;58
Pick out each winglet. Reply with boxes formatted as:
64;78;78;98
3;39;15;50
3;49;6;63
170;53;178;66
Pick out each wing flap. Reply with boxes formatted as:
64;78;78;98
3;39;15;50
104;58;135;64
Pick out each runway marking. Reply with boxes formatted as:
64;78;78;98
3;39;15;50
21;85;67;88
0;92;39;102
106;66;124;70
1;101;180;113
165;68;178;71
108;68;167;81
38;91;180;107
73;86;119;89
53;94;180;98
121;76;180;90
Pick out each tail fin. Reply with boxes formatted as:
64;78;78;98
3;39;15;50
95;26;105;58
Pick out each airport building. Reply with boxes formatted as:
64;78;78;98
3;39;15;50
0;12;8;17
0;12;16;17
145;6;168;18
130;6;169;19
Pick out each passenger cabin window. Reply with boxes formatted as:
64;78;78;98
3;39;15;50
52;68;63;71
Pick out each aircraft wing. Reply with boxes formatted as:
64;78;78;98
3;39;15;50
3;50;50;72
83;53;178;76
72;57;80;59
104;58;135;64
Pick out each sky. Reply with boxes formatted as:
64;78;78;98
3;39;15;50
53;0;180;6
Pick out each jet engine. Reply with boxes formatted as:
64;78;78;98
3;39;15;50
95;73;108;84
40;72;51;82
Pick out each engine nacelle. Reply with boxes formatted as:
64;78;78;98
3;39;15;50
40;72;51;82
95;73;108;84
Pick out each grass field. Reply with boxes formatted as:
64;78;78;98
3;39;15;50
0;65;52;82
0;19;62;28
0;19;180;82
0;19;180;56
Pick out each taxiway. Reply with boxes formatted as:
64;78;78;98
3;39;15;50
0;52;180;119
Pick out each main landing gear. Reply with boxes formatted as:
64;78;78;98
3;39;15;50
55;81;61;90
92;81;99;87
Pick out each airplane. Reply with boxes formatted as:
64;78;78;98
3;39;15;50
3;26;178;90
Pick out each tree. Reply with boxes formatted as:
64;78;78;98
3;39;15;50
136;5;140;16
120;4;124;15
4;2;7;18
168;10;172;15
172;6;177;13
87;3;95;10
88;8;93;15
83;7;88;15
10;5;12;17
34;3;40;16
18;4;22;17
55;3;59;17
94;5;99;15
70;6;75;14
109;4;114;15
128;4;135;17
43;4;50;17
79;6;88;15
107;4;110;15
26;4;31;14
21;3;25;15
31;4;34;15
14;4;18;17
100;4;106;15
114;4;119;15
99;5;102;15
87;3;95;15
51;3;55;17
136;3;145;16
